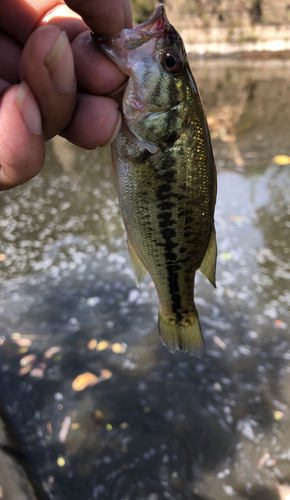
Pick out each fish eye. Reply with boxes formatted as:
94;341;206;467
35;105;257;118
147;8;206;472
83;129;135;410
161;49;184;74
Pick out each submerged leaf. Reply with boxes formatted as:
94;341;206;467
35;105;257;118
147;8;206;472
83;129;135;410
72;372;99;391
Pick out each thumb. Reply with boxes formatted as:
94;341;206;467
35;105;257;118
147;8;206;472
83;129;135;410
64;0;133;35
0;83;45;190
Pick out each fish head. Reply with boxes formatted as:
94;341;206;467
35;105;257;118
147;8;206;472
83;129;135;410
96;5;196;152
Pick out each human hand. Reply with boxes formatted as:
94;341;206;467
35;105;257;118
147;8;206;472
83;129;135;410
0;0;132;189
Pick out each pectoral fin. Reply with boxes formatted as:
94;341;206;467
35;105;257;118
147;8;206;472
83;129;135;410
199;227;217;288
127;238;149;287
111;148;119;192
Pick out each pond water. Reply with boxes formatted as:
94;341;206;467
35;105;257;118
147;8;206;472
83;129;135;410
0;59;289;500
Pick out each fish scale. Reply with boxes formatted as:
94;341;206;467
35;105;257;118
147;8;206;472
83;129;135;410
96;5;217;356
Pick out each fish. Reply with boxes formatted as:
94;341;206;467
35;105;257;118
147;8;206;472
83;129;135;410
95;5;217;356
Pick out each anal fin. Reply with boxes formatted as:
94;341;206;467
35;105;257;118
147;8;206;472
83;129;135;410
127;238;149;287
199;226;217;288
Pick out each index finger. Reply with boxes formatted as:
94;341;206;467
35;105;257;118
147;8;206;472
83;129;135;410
64;0;133;35
0;0;85;44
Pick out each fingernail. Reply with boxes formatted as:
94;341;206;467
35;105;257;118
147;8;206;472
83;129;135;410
100;111;122;147
44;31;75;93
15;81;42;135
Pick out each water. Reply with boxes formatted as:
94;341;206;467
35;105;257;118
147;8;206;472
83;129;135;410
0;59;289;500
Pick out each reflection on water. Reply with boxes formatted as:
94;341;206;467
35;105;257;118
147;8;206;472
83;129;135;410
0;59;289;500
208;92;249;167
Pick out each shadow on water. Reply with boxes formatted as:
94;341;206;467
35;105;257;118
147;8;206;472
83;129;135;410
0;59;289;499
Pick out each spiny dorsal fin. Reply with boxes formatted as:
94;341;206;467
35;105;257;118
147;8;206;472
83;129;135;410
199;227;217;288
127;238;149;287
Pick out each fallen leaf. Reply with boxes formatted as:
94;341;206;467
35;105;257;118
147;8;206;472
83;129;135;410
19;363;33;376
14;338;31;347
213;382;222;392
11;332;21;340
57;456;65;467
274;319;287;329
213;335;227;350
94;409;104;418
273;155;290;165
87;296;101;306
97;341;109;351
46;422;52;436
30;367;44;378
111;343;126;354
93;410;104;425
18;347;29;354
87;339;97;350
220;252;232;261
59;416;71;443
100;369;113;381
20;354;36;367
71;423;80;430
72;372;98;391
230;215;246;222
274;410;284;421
258;451;270;468
120;422;130;430
44;346;62;359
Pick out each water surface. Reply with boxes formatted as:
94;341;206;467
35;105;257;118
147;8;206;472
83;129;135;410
0;59;289;500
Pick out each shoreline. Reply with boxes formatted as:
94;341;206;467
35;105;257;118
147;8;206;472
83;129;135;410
180;25;290;57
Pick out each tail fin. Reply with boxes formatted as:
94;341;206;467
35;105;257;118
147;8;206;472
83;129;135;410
158;308;204;357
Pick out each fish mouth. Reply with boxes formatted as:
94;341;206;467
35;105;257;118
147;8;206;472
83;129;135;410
133;5;170;36
93;6;172;71
121;6;169;51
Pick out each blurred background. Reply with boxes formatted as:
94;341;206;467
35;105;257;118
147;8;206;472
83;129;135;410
0;1;290;499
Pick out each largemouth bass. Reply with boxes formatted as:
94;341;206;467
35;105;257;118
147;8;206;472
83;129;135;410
96;5;217;356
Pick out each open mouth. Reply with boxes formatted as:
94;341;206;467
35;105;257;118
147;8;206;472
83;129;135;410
134;5;169;33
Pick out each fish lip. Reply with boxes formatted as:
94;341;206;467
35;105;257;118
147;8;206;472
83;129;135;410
134;5;169;34
93;5;170;49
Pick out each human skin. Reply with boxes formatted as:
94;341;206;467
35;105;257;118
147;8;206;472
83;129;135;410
0;0;132;189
